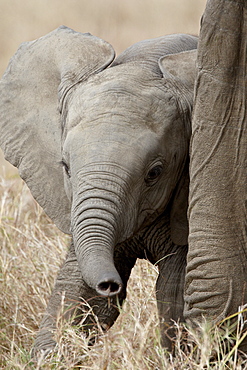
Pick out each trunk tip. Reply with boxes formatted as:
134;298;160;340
96;279;123;297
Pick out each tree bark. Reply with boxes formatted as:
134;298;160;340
185;0;247;330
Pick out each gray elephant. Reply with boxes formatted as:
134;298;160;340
186;0;247;351
0;27;197;354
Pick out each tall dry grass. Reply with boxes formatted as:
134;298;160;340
1;178;247;369
1;0;247;369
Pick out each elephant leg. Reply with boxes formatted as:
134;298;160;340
155;244;188;351
32;241;88;356
32;241;136;357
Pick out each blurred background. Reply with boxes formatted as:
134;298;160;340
0;0;206;174
0;0;207;74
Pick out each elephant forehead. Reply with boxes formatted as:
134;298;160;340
64;112;185;172
64;124;168;178
67;67;180;132
66;119;160;152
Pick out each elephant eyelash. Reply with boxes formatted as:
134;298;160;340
61;160;71;177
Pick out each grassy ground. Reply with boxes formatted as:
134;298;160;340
1;1;247;369
1;173;247;369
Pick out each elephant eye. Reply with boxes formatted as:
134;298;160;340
145;164;163;186
62;160;71;178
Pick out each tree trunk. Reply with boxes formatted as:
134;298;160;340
185;0;247;332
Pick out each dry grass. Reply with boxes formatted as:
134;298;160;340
1;175;247;369
1;0;247;369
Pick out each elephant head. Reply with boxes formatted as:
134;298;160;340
0;27;197;297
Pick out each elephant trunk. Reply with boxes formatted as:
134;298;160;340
73;213;122;296
71;169;132;297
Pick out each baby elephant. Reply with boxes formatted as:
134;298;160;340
0;27;197;355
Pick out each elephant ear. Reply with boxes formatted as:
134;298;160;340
0;26;115;234
159;49;197;246
112;34;197;73
158;49;197;92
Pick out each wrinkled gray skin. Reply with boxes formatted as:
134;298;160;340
187;0;247;350
0;27;197;354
